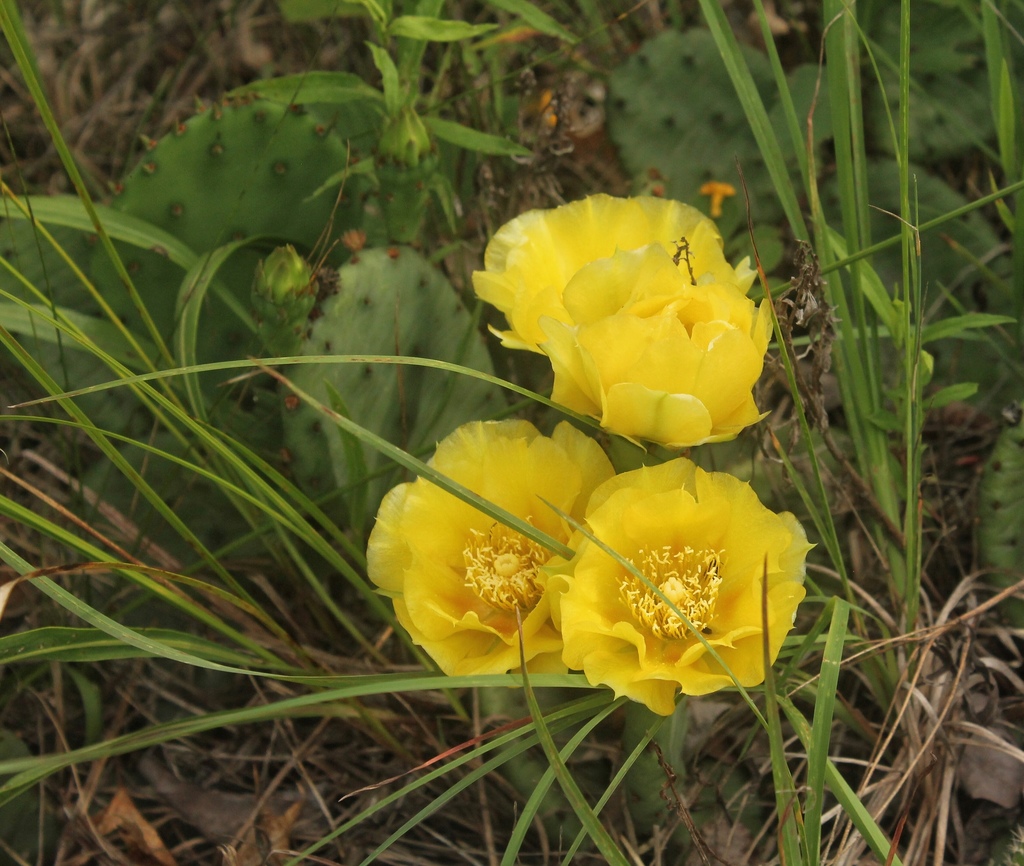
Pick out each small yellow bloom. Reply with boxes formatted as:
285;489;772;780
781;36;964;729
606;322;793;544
554;459;810;715
699;180;737;218
367;420;614;676
472;195;769;448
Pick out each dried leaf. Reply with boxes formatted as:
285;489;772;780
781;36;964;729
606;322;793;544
94;787;177;866
222;800;304;866
959;735;1024;809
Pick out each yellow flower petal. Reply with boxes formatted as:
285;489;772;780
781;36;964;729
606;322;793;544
472;194;751;353
367;420;615;676
559;459;810;714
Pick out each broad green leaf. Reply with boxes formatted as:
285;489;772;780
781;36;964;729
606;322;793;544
424;116;531;156
226;71;383;106
389;15;496;42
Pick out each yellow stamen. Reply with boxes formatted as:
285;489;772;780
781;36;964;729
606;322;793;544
620;545;723;639
464;522;548;612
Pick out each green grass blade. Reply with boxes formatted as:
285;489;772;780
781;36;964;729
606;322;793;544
762;616;804;866
0;3;173;367
502;695;623;865
780;696;903;866
0;626;263;667
520;664;630;865
697;0;808;239
286;691;609;864
803;598;850;866
560;705;662;865
259;364;574;558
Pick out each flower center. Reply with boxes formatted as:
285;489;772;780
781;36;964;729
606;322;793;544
463;522;548;612
620;545;723;639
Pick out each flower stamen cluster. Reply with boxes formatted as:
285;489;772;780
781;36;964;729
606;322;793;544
464;522;547;613
621;545;723;638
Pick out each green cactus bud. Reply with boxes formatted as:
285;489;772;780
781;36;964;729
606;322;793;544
255;244;314;306
377;105;433;168
252;245;317;357
375;153;438;243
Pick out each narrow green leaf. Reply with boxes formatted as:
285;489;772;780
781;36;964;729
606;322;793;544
502;695;623;866
3;196;197;271
292;693;606;864
762;643;804;865
19;575;263;676
424;116;531;156
173;239;255;420
64;666;104;745
781;696;903;866
482;0;576;42
226;71;383;106
920;312;1016;344
824;176;1024;274
520;666;629;865
389;15;496;42
0;5;173;368
697;0;807;239
0;300;156;369
367;42;403;116
804;599;849;866
827;228;898;335
925;382;979;410
264;365;573;559
0;626;259;666
997;61;1018;181
0;673;592;807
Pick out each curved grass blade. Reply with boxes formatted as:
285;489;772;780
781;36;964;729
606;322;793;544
520;659;630;865
502;694;624;865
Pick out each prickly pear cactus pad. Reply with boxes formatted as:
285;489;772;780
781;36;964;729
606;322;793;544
93;98;372;359
606;29;775;232
978;402;1024;626
605;28;811;269
281;246;501;526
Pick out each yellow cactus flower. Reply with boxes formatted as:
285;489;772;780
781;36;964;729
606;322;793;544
554;459;810;715
367;420;614;676
473;194;755;353
472;195;769;448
